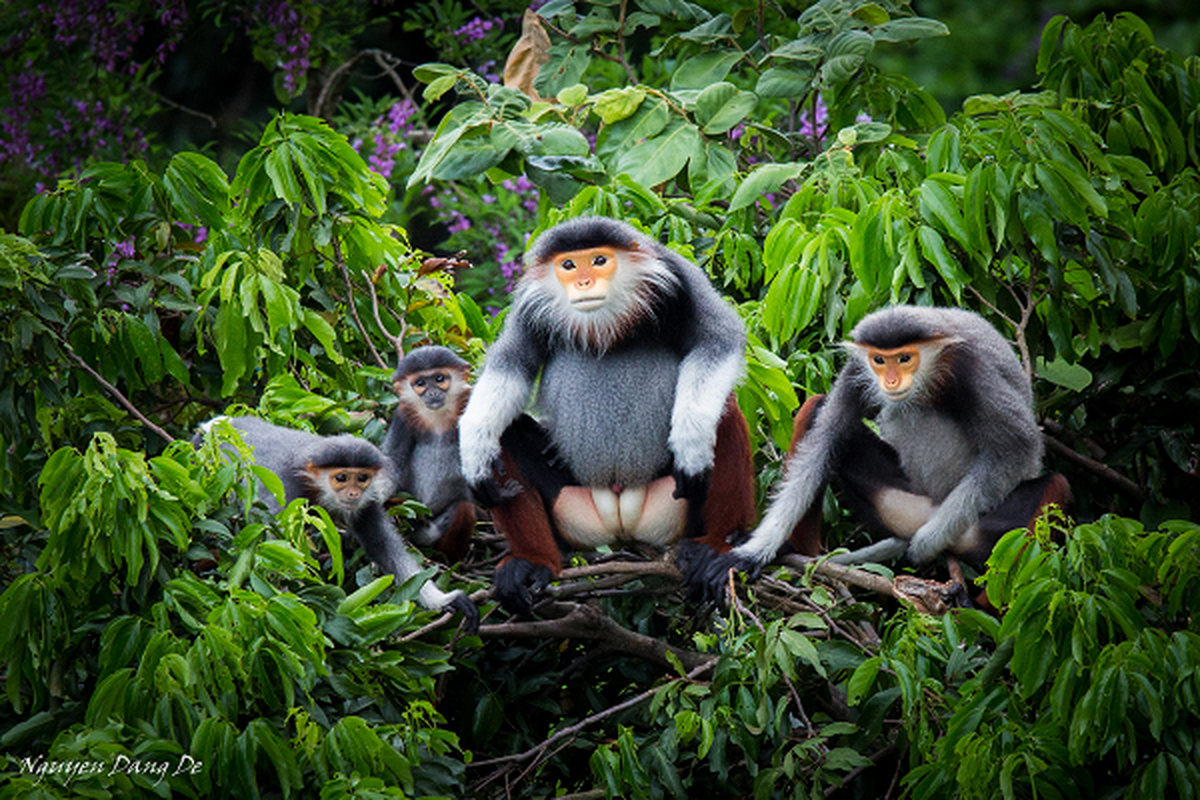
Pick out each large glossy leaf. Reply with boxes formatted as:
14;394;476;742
615;121;702;188
694;82;757;135
729;163;804;212
670;50;743;91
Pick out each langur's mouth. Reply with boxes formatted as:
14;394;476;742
883;389;912;401
423;397;445;409
570;297;607;311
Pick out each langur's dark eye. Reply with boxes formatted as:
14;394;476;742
434;373;447;383
560;259;576;270
593;255;607;266
414;377;425;387
333;472;348;484
898;354;912;364
873;355;885;365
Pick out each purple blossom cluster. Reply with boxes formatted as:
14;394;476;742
258;0;312;96
353;99;418;181
798;96;830;140
454;16;502;44
1;1;186;181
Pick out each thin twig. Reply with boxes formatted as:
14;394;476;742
363;268;406;362
332;237;387;370
67;348;175;442
1043;431;1144;500
468;656;716;787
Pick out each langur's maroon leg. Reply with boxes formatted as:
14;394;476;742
434;501;476;563
690;395;757;552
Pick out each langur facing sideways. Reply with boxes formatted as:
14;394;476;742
381;345;476;563
458;215;757;615
196;416;479;632
697;305;1070;602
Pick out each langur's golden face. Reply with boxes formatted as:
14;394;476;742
865;345;923;400
307;465;379;511
553;246;619;310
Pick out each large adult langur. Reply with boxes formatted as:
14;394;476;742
198;416;479;631
699;305;1069;599
382;345;476;563
458;215;756;615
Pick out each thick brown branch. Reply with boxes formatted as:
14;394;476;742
477;601;711;672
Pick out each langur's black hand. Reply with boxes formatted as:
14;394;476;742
468;457;523;508
671;466;712;503
450;591;480;634
676;541;761;608
494;558;553;617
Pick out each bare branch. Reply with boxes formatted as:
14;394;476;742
364;268;406;363
332;236;388;370
477;600;711;672
66;348;175;442
468;653;716;791
1043;430;1145;500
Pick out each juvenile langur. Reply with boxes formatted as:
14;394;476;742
700;305;1069;599
381;346;476;562
458;215;756;615
198;416;478;631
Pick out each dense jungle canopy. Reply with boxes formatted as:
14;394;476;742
1;1;1199;798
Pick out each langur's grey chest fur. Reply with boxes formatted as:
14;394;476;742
409;433;465;514
879;407;975;501
538;346;678;487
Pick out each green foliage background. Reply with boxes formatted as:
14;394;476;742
1;1;1198;798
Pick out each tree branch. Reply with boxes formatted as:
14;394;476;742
477;600;711;672
467;653;716;790
66;348;175;442
332;236;388;370
1042;430;1145;500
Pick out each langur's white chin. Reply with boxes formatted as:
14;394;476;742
570;297;607;311
883;388;912;401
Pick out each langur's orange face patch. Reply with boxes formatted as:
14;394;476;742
553;247;619;310
866;345;922;399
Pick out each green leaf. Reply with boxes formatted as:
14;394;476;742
917;225;967;301
729;163;804;213
535;40;591;98
694;82;757;135
871;17;949;42
615;121;703;188
671;51;743;91
595;96;669;163
591;87;647;124
919;178;970;251
756;64;817;98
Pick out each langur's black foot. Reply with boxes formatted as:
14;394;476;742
676;541;763;607
494;557;553;617
449;591;481;634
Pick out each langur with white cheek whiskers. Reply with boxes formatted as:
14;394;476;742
458;216;757;616
698;305;1069;603
197;416;478;631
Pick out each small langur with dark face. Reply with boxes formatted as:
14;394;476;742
198;416;478;631
381;346;476;563
699;305;1069;598
458;215;757;615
